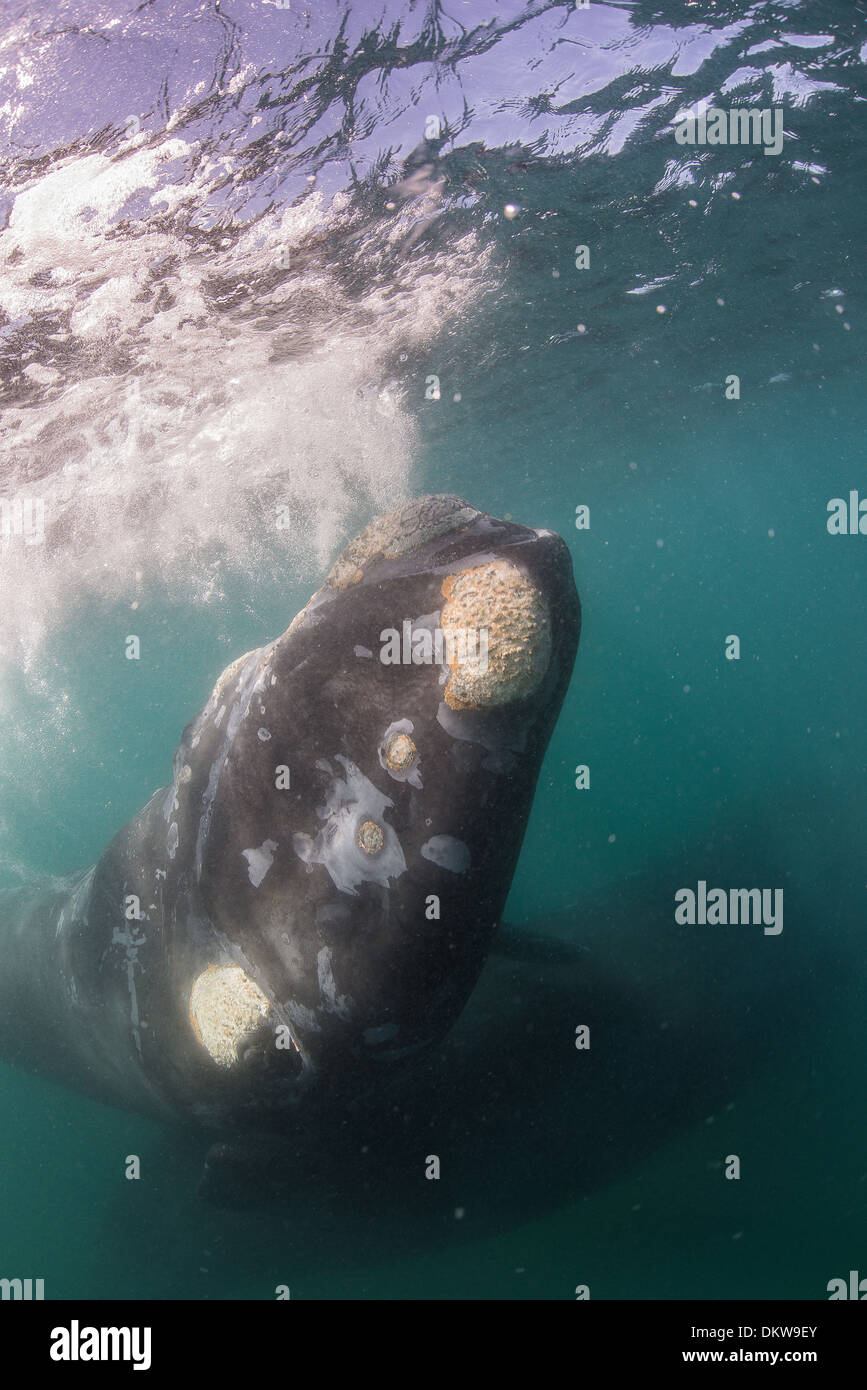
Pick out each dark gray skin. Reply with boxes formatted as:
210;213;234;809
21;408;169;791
0;496;580;1141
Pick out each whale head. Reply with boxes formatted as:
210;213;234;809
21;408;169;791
160;496;580;1127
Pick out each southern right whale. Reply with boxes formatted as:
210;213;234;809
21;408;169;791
0;494;580;1153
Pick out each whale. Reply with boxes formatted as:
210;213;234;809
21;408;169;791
0;495;580;1142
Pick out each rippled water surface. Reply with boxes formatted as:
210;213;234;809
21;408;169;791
1;0;866;1299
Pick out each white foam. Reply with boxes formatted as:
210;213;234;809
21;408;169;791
0;127;492;876
0;141;492;674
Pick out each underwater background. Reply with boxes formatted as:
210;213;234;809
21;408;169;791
1;0;865;1299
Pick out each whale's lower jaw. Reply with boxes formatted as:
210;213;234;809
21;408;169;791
0;496;580;1132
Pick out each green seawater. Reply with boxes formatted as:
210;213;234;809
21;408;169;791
2;373;864;1299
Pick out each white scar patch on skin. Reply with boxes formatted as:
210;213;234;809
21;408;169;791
421;835;471;873
111;918;147;1059
189;965;271;1067
285;998;321;1034
316;946;351;1018
292;755;406;895
242;838;278;887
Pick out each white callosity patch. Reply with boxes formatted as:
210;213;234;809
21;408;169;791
242;839;278;888
421;835;471;874
292;755;405;896
378;718;422;788
440;560;552;709
189;965;271;1068
325;495;479;589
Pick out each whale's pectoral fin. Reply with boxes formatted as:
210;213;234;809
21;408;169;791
490;922;588;965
